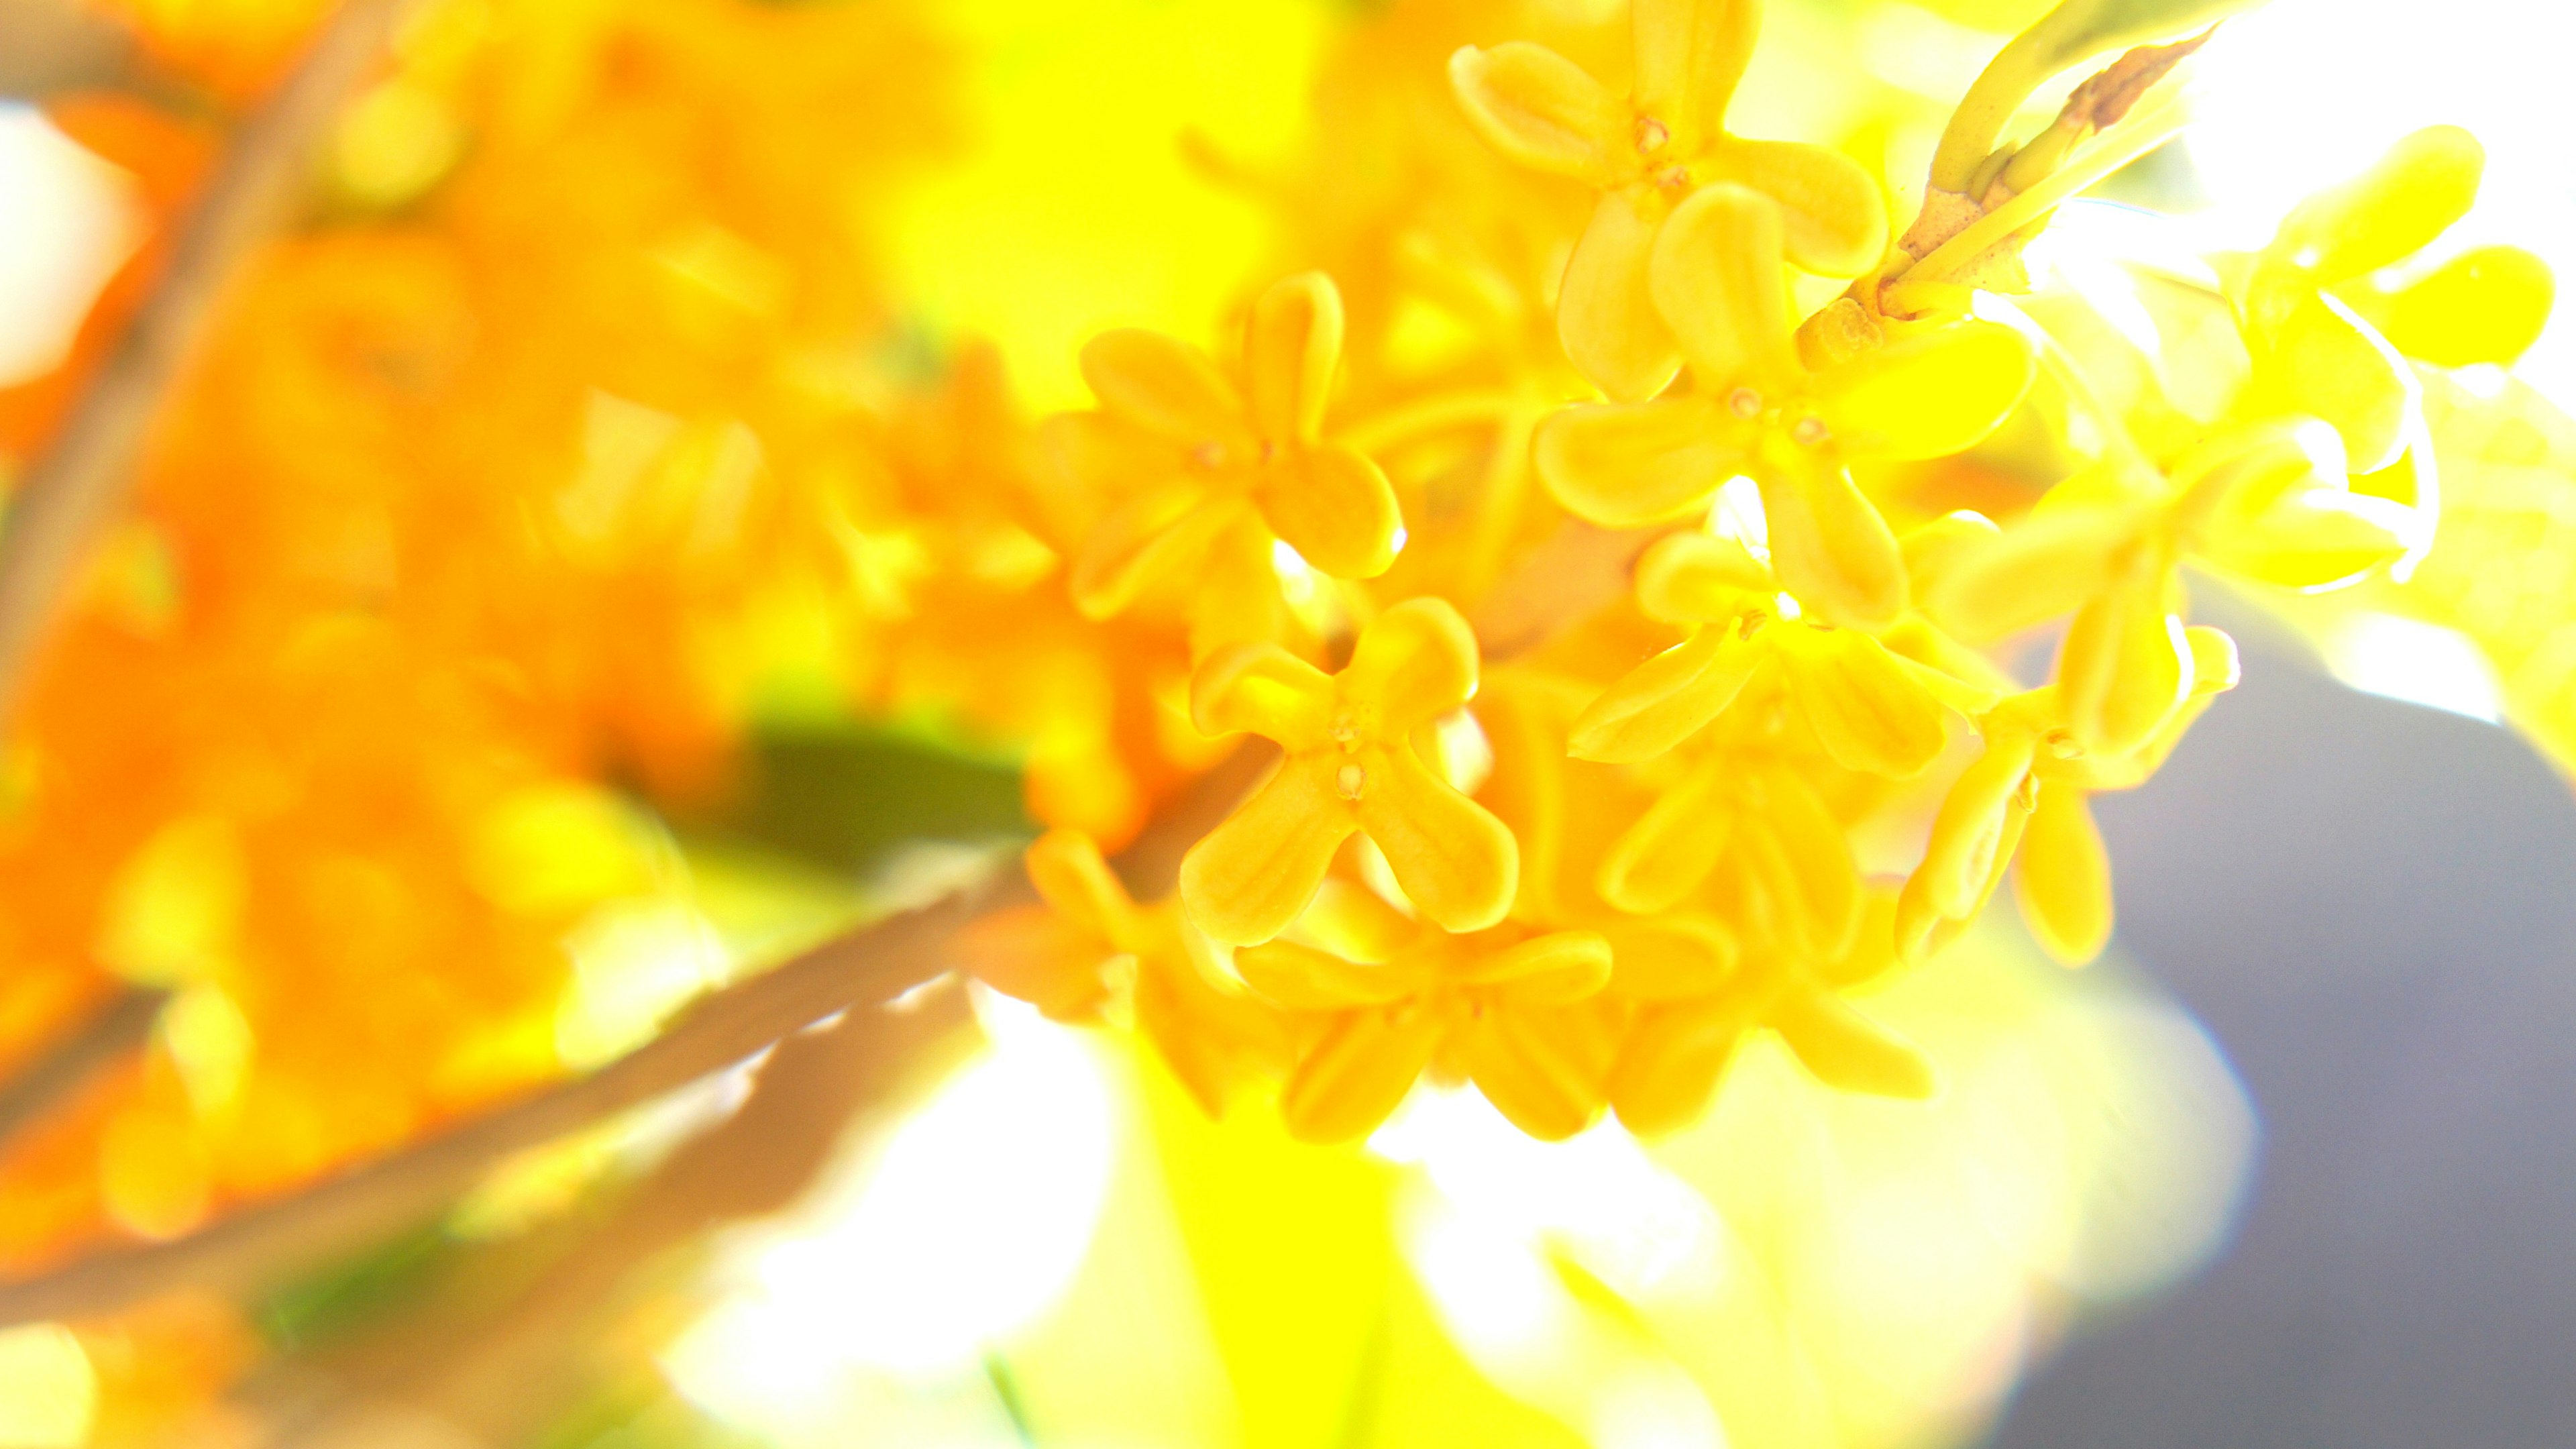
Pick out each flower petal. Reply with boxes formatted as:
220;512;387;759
1609;994;1756;1135
1281;1006;1444;1143
1713;138;1887;277
1747;769;1860;959
1634;529;1774;623
1599;915;1738;1000
1354;743;1519;932
1237;939;1423;1009
1782;627;1948;777
1191;641;1336;747
1068;486;1236;620
1080;328;1246;444
2057;577;2190;757
2255;291;2416;474
1770;989;1935;1099
1631;0;1758;151
1919;495;2140;642
2014;782;2110;965
1568;621;1760;763
1599;759;1733;913
1898;729;2037;955
1758;460;1907;631
1179;755;1358;945
2269;124;2483;286
1341;596;1482;729
1464;930;1613;1005
1649;182;1796;388
1560;190;1682;403
1813;319;2035;461
1022;828;1135;938
1534;395;1735;527
1446;42;1626;184
1462;1006;1617;1140
1255;442;1402;579
1246;272;1345;444
2369;244;2553;368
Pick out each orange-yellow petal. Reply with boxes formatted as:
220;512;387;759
1246;272;1345;444
2057;578;2190;757
1068;486;1238;620
1715;137;1887;277
1900;728;2037;953
1758;460;1907;631
1598;915;1738;1000
2015;781;2111;965
2256;290;2416;474
1281;1006;1444;1143
1463;930;1613;1005
1813;318;2035;461
1781;627;1947;777
1599;760;1732;913
1236;939;1426;1009
1631;0;1758;152
1744;770;1861;959
1340;596;1483;729
1649;182;1796;388
1179;755;1358;945
1609;995;1755;1135
1560;189;1682;403
1462;1006;1617;1140
2367;244;2553;368
1770;990;1935;1098
1352;743;1518;933
1568;621;1760;764
1190;641;1336;747
1534;395;1735;527
1256;442;1402;579
949;904;1111;1020
1634;529;1773;623
1080;328;1246;444
1022;828;1135;939
1446;42;1626;184
1919;496;2140;641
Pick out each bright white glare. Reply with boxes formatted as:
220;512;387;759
0;1323;94;1449
2323;612;2504;723
0;105;138;388
1373;1087;1725;1305
1709;476;1770;561
2186;1;2576;405
556;900;734;1070
1380;1089;1729;1449
661;998;1115;1436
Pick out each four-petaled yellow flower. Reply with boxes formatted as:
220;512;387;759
1533;185;2035;629
1897;629;2238;966
1450;0;1887;401
1179;597;1518;945
1570;529;1995;770
1236;878;1617;1142
1066;272;1405;649
1926;419;2408;757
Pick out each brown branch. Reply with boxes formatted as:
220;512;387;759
0;987;163;1160
0;0;416;724
0;743;1272;1330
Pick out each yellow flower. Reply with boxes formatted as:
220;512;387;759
1532;185;2034;628
1449;0;1887;400
1236;878;1615;1142
1065;272;1405;648
954;829;1292;1113
1925;419;2408;755
1178;598;1518;945
1568;529;1996;769
1609;890;1931;1135
1896;629;2239;965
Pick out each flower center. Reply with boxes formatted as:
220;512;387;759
1633;115;1670;156
1335;763;1367;800
1790;416;1829;447
1727;387;1764;419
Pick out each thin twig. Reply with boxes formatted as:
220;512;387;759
0;987;164;1160
0;744;1272;1329
0;0;417;723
